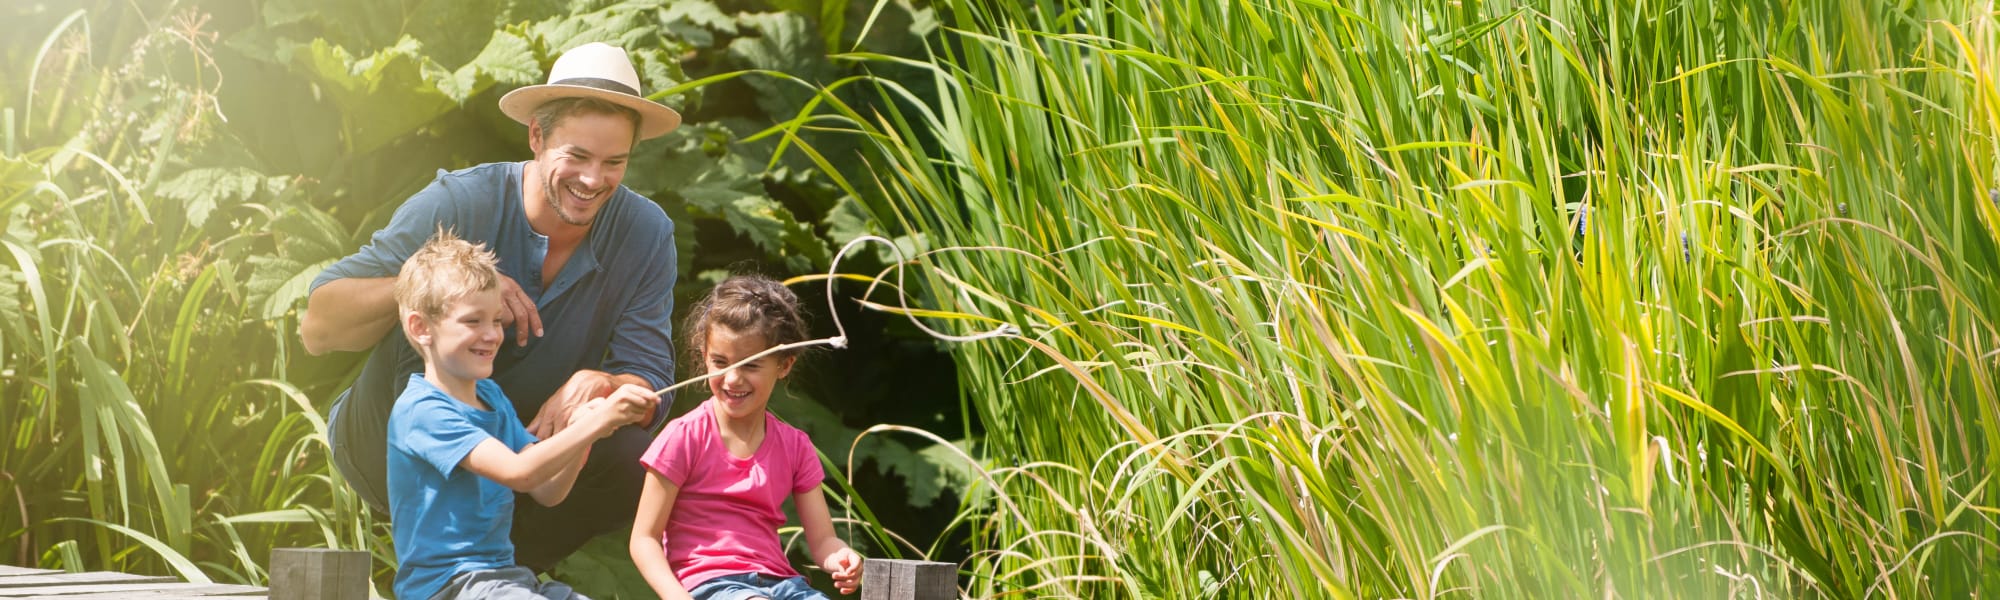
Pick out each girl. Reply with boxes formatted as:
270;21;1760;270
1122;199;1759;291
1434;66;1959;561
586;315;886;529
631;275;864;599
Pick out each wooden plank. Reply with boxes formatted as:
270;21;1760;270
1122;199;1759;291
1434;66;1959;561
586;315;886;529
0;568;57;578
13;583;266;598
24;596;265;600
861;559;957;600
0;582;262;597
268;549;368;600
0;572;178;588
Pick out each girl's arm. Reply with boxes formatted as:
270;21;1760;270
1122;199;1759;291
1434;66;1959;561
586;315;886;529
630;471;697;600
796;488;863;595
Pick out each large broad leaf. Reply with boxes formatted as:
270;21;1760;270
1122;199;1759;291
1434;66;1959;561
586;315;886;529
247;256;337;321
678;166;827;271
773;391;976;508
520;3;660;60
438;29;540;102
729;12;839;119
268;205;353;262
662;0;738;48
261;0;568;67
244;205;350;320
293;37;461;155
510;3;689;103
761;0;846;54
153;167;289;229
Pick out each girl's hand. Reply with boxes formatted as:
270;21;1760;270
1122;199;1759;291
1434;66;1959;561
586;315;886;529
822;548;863;595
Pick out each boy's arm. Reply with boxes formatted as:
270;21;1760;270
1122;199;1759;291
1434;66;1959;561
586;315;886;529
796;488;863;595
526;443;589;506
459;385;654;499
458;425;596;495
630;472;696;600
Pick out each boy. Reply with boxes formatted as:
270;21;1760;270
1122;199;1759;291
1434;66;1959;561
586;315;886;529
387;230;656;599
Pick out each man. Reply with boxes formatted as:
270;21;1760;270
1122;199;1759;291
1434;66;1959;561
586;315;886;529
300;42;680;572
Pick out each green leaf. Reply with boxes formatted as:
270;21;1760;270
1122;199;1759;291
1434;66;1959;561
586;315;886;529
463;29;541;87
662;0;737;48
293;37;461;154
729;12;837;118
772;391;974;508
268;206;354;262
153;167;283;229
247;256;337;321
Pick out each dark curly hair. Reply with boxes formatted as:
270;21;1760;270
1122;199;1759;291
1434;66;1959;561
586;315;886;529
683;274;811;367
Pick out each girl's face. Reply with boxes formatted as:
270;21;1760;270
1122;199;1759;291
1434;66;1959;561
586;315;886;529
704;324;795;422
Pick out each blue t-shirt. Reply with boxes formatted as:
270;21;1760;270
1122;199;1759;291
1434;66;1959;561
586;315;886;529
388;375;539;600
313;161;677;510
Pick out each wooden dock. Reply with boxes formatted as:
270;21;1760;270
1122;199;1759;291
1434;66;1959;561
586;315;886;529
0;565;266;599
0;551;956;599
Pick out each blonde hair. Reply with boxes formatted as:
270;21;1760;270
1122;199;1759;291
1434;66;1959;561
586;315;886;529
394;228;502;321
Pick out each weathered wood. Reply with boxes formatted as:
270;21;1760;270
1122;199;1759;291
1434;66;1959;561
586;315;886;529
0;572;177;588
860;558;956;600
29;596;266;600
267;549;367;600
0;581;263;597
0;567;57;578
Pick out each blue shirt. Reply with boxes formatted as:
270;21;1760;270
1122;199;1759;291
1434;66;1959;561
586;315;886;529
313;161;677;510
387;376;539;600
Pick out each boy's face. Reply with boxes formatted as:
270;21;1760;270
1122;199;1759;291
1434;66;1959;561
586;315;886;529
412;287;506;383
704;324;795;422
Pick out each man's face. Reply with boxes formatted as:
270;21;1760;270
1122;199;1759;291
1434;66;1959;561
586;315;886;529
530;111;637;228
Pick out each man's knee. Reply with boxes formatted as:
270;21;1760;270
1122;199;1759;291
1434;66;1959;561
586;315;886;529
584;426;653;482
604;425;654;461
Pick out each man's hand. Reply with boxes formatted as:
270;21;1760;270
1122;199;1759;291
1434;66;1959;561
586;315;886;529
529;370;616;438
822;548;863;595
497;275;543;347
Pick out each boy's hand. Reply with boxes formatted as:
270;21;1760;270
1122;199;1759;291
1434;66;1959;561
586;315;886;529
822;548;863;595
565;397;618;438
601;384;659;427
566;384;657;438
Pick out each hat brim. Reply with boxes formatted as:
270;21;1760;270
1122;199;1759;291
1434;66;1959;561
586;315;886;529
498;84;682;140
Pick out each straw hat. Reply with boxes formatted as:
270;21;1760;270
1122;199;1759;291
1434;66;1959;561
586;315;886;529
498;42;682;140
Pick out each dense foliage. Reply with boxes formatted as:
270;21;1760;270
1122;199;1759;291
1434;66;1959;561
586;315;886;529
822;0;2000;597
0;0;967;595
8;0;2000;597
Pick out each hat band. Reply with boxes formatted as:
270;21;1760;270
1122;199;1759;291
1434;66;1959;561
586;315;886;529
551;77;639;97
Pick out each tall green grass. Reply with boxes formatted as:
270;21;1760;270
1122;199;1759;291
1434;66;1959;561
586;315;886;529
0;4;384;585
815;0;2000;596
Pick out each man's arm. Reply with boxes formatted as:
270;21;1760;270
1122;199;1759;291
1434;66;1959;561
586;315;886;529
299;277;399;355
598;215;679;427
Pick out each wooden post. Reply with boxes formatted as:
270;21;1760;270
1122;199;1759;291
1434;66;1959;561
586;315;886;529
860;558;955;600
269;548;368;600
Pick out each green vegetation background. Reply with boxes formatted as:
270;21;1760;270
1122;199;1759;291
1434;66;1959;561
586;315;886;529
7;0;2000;598
0;0;972;596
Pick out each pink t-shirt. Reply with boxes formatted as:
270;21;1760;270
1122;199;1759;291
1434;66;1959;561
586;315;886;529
639;399;826;590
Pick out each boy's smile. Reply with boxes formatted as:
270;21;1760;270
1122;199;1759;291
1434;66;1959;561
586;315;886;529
419;287;507;395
